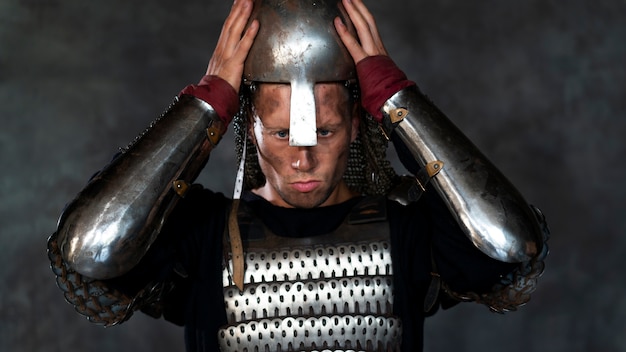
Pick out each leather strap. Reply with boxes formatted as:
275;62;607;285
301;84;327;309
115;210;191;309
227;199;245;291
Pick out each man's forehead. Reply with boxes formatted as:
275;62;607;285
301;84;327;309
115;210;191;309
254;82;350;101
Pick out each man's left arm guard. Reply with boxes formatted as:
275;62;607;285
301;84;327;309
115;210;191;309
381;85;549;310
382;85;545;263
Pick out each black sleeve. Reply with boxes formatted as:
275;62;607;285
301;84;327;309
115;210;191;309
389;187;517;309
104;186;229;325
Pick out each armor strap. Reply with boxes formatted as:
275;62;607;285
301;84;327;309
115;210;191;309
423;245;441;313
227;199;245;291
228;133;248;291
381;161;445;207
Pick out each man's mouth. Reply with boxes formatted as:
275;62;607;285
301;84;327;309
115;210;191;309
290;180;321;193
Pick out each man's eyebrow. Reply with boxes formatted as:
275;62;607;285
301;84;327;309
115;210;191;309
263;126;289;132
316;121;344;130
258;121;289;131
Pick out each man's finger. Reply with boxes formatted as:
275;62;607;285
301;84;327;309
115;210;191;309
217;0;255;58
340;0;387;57
334;17;366;63
233;19;259;65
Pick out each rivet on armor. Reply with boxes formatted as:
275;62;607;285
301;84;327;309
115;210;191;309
426;160;444;177
206;125;222;146
172;180;189;197
390;107;409;124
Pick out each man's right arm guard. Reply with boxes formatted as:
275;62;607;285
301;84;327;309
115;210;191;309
47;95;225;324
53;94;225;280
382;86;549;311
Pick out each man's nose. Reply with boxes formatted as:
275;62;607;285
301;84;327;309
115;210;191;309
291;147;316;172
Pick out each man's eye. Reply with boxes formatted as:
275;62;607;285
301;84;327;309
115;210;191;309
276;130;289;139
317;129;331;137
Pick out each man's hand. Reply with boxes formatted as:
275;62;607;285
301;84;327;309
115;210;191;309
334;0;388;64
206;0;259;93
334;0;414;122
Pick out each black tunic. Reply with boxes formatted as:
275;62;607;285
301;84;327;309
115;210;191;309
108;184;515;352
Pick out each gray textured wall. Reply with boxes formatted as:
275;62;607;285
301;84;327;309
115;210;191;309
1;0;624;351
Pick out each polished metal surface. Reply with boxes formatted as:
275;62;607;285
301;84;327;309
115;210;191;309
223;242;393;323
223;276;393;323
383;86;544;262
444;204;550;313
243;0;356;146
223;240;393;288
218;315;401;352
56;95;222;279
220;226;400;351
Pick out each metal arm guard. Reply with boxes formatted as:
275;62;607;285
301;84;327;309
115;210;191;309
381;85;545;263
52;94;226;280
443;204;549;313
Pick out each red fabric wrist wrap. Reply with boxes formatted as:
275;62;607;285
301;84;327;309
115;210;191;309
356;55;416;123
179;75;238;126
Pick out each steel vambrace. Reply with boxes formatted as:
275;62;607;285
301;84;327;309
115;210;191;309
381;85;544;263
54;94;226;279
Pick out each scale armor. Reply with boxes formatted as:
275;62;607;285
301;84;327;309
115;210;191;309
219;197;402;352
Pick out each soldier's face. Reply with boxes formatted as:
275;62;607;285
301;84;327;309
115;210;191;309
250;82;359;208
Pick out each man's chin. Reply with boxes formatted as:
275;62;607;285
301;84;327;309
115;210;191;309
281;190;332;209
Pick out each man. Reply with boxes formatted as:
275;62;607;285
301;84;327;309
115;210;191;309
48;0;549;351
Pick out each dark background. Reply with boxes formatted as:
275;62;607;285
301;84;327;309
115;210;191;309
1;0;625;351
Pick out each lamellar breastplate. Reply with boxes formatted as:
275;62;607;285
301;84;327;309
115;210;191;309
218;197;402;352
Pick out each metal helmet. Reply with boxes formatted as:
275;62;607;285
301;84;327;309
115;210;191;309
243;0;357;146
